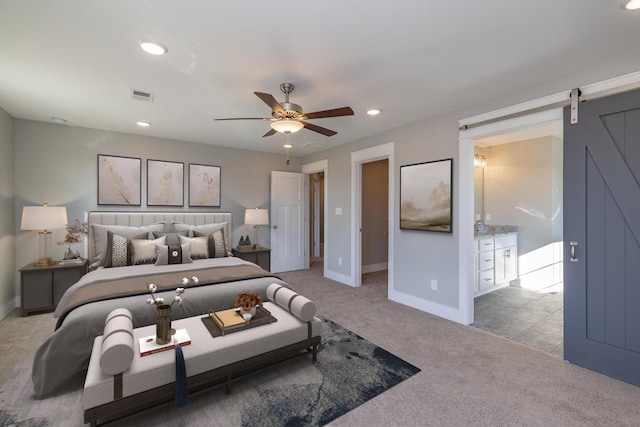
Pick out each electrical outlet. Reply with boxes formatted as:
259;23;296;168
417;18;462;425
338;257;343;266
431;279;438;291
485;213;491;221
475;213;481;221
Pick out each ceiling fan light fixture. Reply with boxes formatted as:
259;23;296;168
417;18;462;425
270;119;303;134
625;0;640;9
139;41;167;56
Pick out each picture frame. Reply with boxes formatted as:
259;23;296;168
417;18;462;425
189;163;221;207
400;158;453;233
147;159;184;206
97;154;141;206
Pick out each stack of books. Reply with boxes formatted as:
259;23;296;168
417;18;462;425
59;258;85;265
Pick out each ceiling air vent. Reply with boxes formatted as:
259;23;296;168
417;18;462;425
130;89;155;102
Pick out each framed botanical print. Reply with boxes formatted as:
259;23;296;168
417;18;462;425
400;158;453;233
147;159;184;206
189;163;221;207
97;154;141;206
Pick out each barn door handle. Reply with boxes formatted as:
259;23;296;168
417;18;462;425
570;241;578;262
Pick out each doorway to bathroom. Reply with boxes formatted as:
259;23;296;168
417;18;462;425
471;121;564;357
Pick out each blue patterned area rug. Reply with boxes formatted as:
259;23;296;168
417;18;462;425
0;317;420;427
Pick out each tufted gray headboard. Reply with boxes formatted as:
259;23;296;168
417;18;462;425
85;211;232;262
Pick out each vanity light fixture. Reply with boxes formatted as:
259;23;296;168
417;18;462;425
474;154;486;167
270;119;304;134
139;41;168;56
366;109;381;116
136;121;151;127
624;0;640;9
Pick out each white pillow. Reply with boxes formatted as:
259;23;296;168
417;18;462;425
131;235;167;265
266;283;317;322
178;235;208;259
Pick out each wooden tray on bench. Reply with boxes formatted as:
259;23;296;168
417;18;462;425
201;306;277;337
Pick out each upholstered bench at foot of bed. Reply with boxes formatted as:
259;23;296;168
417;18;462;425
83;301;322;426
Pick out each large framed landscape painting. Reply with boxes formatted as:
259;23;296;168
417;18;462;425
400;158;452;233
97;154;141;206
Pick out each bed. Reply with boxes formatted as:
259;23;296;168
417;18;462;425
32;211;290;397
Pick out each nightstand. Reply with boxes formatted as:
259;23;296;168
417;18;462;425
20;259;88;316
232;247;271;271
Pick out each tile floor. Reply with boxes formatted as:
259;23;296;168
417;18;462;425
472;286;564;357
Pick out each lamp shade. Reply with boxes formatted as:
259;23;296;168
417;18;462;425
244;208;269;225
270;119;304;134
21;205;68;231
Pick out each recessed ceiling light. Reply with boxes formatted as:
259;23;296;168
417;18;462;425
624;0;640;9
283;144;293;148
139;41;167;56
366;109;381;116
136;121;151;127
51;117;67;124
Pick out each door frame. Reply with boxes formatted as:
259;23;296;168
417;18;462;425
301;159;328;277
350;142;395;291
458;70;640;327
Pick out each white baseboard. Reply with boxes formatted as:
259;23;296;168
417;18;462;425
362;262;388;274
325;269;356;287
0;297;18;321
388;288;466;325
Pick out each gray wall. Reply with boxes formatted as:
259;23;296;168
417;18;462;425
0;107;14;317
12;119;299;309
301;62;640;320
483;136;564;289
484;136;562;255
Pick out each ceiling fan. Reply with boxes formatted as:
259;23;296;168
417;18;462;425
215;83;354;137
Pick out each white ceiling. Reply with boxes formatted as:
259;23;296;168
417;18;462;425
1;1;640;156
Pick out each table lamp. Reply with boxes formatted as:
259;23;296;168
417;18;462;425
244;208;269;249
21;203;68;266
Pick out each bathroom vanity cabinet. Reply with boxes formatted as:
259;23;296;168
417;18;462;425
474;232;518;297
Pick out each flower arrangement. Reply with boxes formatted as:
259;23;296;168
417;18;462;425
58;219;88;259
233;290;263;312
146;276;199;307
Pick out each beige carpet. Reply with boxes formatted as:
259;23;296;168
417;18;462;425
3;262;640;426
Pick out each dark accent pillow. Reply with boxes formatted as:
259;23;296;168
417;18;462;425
152;231;189;246
193;230;227;258
155;243;193;265
104;232;148;268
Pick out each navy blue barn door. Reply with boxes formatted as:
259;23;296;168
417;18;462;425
564;88;640;385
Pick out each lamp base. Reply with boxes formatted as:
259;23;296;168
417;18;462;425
36;257;56;267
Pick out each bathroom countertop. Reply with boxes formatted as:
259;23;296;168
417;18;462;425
474;224;519;237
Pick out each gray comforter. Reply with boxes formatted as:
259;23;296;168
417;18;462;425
32;257;288;396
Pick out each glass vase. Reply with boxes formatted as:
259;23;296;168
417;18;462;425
156;304;172;345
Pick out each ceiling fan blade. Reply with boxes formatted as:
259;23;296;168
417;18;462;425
214;117;272;121
302;106;354;120
254;92;284;116
262;128;277;137
302;121;337;137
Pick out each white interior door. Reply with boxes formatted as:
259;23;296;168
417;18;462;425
270;171;305;273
